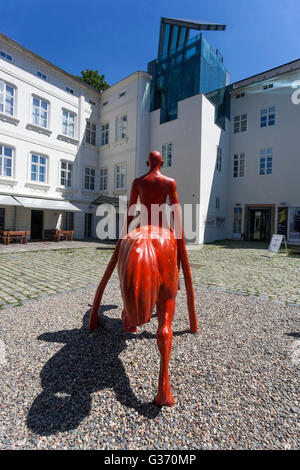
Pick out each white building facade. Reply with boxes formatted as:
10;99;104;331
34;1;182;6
1;28;300;245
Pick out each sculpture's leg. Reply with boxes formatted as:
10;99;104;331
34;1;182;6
177;239;198;333
89;243;120;331
121;309;137;333
155;298;175;407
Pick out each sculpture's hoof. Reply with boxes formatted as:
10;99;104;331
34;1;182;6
89;314;100;331
155;392;174;407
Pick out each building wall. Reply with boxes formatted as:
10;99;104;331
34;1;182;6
98;72;151;201
150;94;230;244
199;95;230;243
0;35;151;240
228;69;300;242
0;36;101;238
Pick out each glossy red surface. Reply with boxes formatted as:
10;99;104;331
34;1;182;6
89;151;198;406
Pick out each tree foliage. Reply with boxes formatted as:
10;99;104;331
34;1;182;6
76;69;110;92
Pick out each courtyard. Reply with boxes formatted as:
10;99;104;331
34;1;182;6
0;240;299;310
0;241;299;450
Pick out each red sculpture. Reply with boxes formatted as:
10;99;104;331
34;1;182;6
89;151;198;406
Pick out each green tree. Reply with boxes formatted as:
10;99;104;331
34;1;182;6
76;69;110;92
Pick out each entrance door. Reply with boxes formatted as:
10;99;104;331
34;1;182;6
31;210;43;239
248;208;271;242
84;213;92;238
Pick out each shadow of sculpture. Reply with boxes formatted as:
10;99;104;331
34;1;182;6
26;305;164;436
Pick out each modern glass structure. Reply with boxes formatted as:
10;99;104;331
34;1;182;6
148;18;229;126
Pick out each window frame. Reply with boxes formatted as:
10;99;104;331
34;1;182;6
216;146;222;171
233;207;243;233
162;142;173;168
0;80;16;117
36;70;47;81
260;106;276;128
60;160;73;187
84;167;96;191
116;114;128;142
31;95;49;129
114;163;126;190
233;113;247;134
30;152;48;184
101;122;109;146
86;120;97;146
99;167;108;192
0;50;13;63
233;153;246;178
62;108;76;138
259;148;273;176
0;144;14;179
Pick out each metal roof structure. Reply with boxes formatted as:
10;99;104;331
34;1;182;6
158;17;226;57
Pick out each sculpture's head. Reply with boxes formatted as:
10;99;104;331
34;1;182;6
147;151;163;170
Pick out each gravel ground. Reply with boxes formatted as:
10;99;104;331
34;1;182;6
0;278;299;450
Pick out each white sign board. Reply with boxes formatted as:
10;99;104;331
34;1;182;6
268;234;284;254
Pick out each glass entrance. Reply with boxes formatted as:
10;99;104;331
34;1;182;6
248;208;271;242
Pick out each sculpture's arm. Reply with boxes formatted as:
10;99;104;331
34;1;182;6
89;181;139;330
169;182;198;333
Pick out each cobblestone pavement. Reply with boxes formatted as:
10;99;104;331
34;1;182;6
0;240;299;310
188;241;300;307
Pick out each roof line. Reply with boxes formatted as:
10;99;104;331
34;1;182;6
0;32;101;95
232;57;300;88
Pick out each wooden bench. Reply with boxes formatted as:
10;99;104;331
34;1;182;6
44;229;74;242
0;230;30;245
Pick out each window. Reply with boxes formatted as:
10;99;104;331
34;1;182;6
233;153;245;178
119;91;126;98
101;123;109;146
263;83;273;90
236;92;245;99
216;146;222;171
116;114;127;141
0;51;13;63
0;145;13;178
233;207;242;233
31;153;47;183
36;70;47;81
0;208;4;230
100;168;108;192
86;121;96;145
289;207;300;242
66;87;74;94
216;197;220;209
233;114;247;133
84;167;95;190
260;107;276;127
60;161;73;187
62;109;75;138
162;143;172;168
0;81;15;116
64;212;74;231
32;96;48;128
115;164;126;189
259;148;273;175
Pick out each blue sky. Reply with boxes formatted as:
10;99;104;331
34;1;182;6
2;0;300;86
